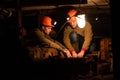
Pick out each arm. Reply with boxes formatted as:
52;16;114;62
34;28;66;51
82;22;93;50
63;26;78;58
35;28;72;58
78;22;93;58
63;26;75;51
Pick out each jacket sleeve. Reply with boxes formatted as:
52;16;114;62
63;26;75;51
82;22;93;50
34;29;65;51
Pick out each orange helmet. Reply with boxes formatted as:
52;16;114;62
41;16;54;27
66;9;77;22
67;9;77;18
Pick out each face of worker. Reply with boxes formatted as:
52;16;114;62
42;26;52;35
68;16;77;28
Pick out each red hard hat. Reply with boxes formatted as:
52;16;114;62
67;9;77;23
67;9;77;17
41;16;54;27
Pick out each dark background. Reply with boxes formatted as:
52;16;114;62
0;0;117;79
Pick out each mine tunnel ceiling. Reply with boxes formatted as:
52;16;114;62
0;0;110;8
0;0;87;8
0;0;111;15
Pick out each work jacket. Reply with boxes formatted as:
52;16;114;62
34;28;66;52
63;21;93;51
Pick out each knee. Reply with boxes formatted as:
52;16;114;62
69;32;78;43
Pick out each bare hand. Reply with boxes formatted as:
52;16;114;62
77;51;85;58
71;51;78;58
64;49;72;58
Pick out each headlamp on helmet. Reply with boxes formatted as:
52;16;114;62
52;20;57;27
66;9;86;28
66;9;77;21
66;17;70;21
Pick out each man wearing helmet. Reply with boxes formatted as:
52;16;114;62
33;16;72;59
63;8;93;58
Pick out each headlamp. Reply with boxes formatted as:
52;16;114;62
66;17;70;21
52;20;57;27
53;21;57;26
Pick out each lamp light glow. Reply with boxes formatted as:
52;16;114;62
76;14;86;28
